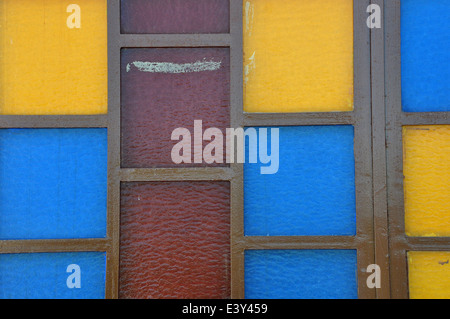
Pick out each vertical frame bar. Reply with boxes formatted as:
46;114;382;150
105;0;121;299
385;0;409;300
370;0;391;299
230;0;245;299
354;0;376;299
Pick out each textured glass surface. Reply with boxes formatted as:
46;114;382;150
243;0;354;112
408;251;450;299
121;48;230;168
0;129;107;239
401;0;450;112
245;250;357;299
403;126;450;237
0;252;106;299
0;0;107;115
120;182;230;299
244;126;356;236
121;0;229;34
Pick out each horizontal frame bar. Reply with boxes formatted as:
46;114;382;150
0;115;108;129
242;236;358;250
119;34;231;48
0;238;111;254
398;237;450;251
244;112;355;127
401;112;450;126
119;167;235;182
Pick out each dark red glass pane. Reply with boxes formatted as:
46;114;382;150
121;48;230;168
121;0;230;34
119;182;231;299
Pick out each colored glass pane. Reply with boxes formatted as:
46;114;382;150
243;0;354;112
0;0;107;115
119;181;230;299
401;0;450;112
244;126;356;236
0;252;106;299
0;128;107;239
408;251;450;299
121;0;229;34
403;126;450;237
121;48;230;168
245;250;357;299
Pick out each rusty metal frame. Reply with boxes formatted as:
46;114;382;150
384;0;450;299
0;0;380;300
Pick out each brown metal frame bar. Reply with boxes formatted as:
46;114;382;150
119;34;231;47
106;0;121;299
370;0;390;299
385;0;450;299
0;239;110;254
229;0;245;299
0;115;107;128
244;112;355;127
353;0;376;299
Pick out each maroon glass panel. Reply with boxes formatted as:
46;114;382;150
121;0;230;34
119;182;230;299
121;48;230;168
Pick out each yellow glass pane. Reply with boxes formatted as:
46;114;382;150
243;0;354;113
0;0;107;115
408;251;450;299
403;126;450;237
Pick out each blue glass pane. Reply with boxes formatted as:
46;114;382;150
0;129;107;239
245;250;357;299
244;126;356;236
401;0;450;112
0;252;106;299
